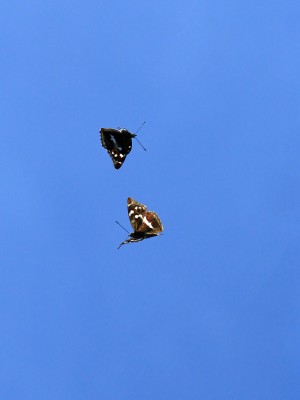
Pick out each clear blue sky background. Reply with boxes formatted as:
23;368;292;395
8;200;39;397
1;1;300;399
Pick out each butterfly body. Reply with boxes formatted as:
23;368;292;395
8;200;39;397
118;198;163;249
100;128;136;169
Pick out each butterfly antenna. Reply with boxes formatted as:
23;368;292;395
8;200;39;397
135;121;146;134
115;221;130;234
134;137;147;151
134;121;147;151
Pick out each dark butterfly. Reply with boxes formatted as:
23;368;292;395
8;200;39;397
100;128;136;169
118;197;164;249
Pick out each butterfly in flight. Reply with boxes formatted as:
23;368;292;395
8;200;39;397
100;123;146;169
117;197;164;249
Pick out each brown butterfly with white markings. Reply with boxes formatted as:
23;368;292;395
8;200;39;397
117;197;164;249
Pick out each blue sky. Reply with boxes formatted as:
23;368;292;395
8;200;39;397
1;1;300;399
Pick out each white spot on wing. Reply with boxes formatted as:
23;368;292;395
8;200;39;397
143;217;153;229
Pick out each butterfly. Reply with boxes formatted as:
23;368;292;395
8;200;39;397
100;128;136;169
117;197;164;249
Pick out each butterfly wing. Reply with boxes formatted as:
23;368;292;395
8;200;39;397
100;128;135;169
127;197;147;232
118;198;163;249
127;197;163;235
136;211;164;235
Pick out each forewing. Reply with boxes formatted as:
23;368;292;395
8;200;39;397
127;197;147;232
